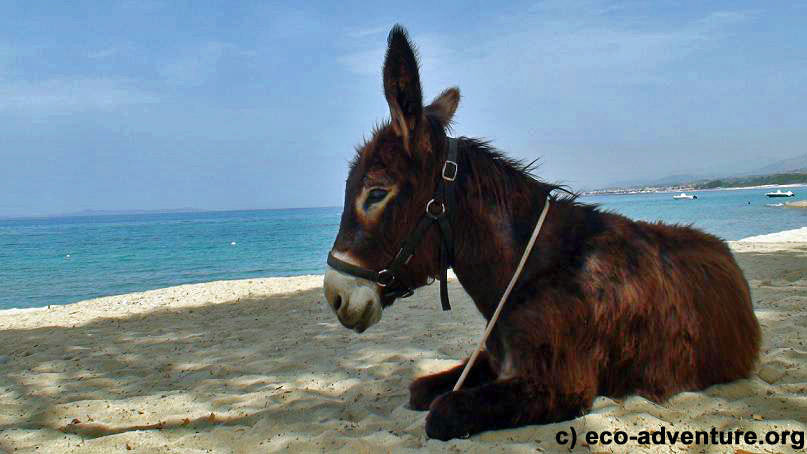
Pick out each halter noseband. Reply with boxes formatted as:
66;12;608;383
327;137;459;311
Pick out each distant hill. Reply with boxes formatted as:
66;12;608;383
603;173;716;190
595;151;806;191
695;172;807;189
745;153;807;176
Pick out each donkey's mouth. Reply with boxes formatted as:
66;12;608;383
340;298;380;334
337;317;369;333
352;323;369;334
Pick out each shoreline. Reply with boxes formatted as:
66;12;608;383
0;275;324;330
736;226;807;243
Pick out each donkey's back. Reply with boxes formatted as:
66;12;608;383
582;213;760;402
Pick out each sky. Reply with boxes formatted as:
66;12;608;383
1;1;805;217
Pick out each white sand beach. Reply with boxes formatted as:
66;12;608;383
1;230;806;453
739;227;807;243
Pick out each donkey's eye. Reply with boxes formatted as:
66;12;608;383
366;188;389;205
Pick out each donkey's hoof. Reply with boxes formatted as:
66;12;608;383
425;392;474;441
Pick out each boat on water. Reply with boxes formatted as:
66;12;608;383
673;192;698;200
765;189;795;198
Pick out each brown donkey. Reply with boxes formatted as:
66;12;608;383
322;25;761;441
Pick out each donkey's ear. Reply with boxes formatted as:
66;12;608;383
426;87;460;127
383;25;423;152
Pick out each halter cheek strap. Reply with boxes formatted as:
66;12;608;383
436;137;458;310
327;137;459;311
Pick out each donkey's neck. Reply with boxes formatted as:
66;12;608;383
447;138;580;320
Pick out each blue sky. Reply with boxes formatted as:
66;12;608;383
1;1;805;216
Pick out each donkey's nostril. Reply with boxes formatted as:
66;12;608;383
333;295;342;311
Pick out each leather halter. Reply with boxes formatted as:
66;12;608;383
327;137;459;311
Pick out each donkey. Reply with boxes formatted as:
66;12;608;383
323;25;761;441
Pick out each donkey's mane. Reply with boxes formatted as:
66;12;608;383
349;122;388;171
456;137;577;213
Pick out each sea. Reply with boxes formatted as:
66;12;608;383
1;187;805;310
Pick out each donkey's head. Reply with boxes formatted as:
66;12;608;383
323;25;460;332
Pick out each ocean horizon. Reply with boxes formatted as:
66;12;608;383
2;186;804;311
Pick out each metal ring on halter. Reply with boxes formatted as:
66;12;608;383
376;269;395;287
426;199;445;219
442;160;458;181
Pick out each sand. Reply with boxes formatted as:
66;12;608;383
736;227;807;248
1;232;806;453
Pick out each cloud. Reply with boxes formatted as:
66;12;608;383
160;42;255;87
117;0;165;13
87;48;118;59
346;25;389;39
0;78;158;112
461;8;752;91
0;44;14;75
160;42;230;87
338;5;751;89
337;47;385;77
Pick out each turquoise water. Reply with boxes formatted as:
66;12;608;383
583;187;806;240
0;208;340;310
1;187;804;310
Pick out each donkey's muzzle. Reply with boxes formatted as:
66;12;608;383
323;266;383;333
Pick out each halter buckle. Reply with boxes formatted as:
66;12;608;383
442;160;458;181
376;269;395;287
426;199;446;218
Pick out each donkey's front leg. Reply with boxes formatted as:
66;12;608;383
425;378;592;440
408;350;498;411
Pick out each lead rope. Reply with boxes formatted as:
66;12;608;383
453;195;552;391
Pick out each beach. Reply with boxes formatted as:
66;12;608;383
1;230;806;453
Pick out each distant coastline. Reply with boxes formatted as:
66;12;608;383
583;163;807;196
582;183;807;197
